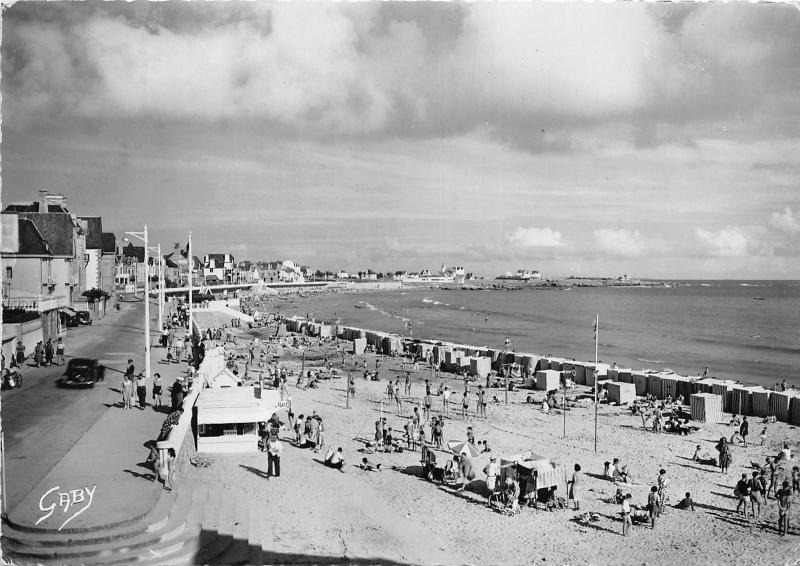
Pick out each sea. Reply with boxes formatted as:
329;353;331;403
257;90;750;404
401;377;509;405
283;281;799;389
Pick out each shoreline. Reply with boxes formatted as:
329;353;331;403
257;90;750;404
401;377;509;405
241;285;796;391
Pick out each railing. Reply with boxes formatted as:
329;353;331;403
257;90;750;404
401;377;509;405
2;294;70;312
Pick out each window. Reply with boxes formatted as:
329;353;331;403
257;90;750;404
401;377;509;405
5;267;11;279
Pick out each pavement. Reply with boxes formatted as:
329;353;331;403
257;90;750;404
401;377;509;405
2;299;190;530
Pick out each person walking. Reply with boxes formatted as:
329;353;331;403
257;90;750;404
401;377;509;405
266;434;282;478
477;386;487;418
442;386;450;416
55;337;65;366
748;471;764;518
125;359;135;379
423;393;432;420
647;486;660;529
776;480;792;536
122;374;133;410
34;342;43;367
569;464;583;511
136;373;147;409
740;416;749;448
717;437;732;474
404;372;411;397
164;448;177;491
657;469;670;513
735;473;751;518
621;493;633;536
15;341;26;366
152;373;163;408
44;339;54;367
461;390;469;419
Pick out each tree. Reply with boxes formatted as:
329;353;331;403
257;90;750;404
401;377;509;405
82;288;110;302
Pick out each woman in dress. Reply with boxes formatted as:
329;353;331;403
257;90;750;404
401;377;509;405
569;464;583;510
122;375;133;410
657;469;670;512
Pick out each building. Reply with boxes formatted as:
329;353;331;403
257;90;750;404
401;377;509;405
1;213;70;345
203;253;235;283
80;217;104;292
277;260;305;283
100;233;117;295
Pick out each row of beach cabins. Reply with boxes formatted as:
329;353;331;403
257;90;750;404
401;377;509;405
281;316;800;427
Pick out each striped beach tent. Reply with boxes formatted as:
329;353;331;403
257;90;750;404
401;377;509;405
608;382;636;405
617;370;633;384
730;387;752;416
572;363;587;385
749;387;772;418
690;393;723;423
631;372;648;396
709;380;736;412
606;367;619;382
661;376;678;399
789;393;800;425
768;390;792;422
646;373;662;399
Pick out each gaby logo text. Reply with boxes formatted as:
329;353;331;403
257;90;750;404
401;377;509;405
37;485;97;531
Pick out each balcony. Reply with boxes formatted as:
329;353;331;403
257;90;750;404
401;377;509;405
2;293;70;313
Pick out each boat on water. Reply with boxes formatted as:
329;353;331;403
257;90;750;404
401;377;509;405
354;304;364;309
753;297;766;301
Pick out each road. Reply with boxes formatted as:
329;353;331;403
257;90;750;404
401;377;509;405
1;300;156;513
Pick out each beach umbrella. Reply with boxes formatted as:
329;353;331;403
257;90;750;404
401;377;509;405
447;440;480;458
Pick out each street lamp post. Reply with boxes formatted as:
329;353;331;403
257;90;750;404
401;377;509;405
188;232;193;336
504;337;511;405
124;225;151;381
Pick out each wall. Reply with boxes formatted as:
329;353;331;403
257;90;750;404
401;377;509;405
85;249;101;290
100;254;116;295
1;319;44;362
2;257;43;296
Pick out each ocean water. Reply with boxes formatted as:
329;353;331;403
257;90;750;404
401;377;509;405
288;281;799;388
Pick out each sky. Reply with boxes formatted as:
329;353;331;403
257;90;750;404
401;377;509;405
2;1;800;279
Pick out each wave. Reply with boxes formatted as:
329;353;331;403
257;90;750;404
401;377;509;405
740;283;766;287
638;358;666;364
422;297;434;304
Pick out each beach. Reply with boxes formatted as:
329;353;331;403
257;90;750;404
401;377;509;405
185;309;800;565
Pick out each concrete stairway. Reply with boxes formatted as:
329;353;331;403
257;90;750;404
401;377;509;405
1;481;265;566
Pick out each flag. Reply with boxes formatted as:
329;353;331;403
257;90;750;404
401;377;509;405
592;316;598;341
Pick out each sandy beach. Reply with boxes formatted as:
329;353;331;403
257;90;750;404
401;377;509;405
186;309;799;565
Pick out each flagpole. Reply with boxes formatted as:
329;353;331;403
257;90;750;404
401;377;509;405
188;233;193;336
594;314;599;453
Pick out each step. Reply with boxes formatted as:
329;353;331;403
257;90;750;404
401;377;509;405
2;486;194;563
213;494;252;565
71;485;212;566
193;492;237;564
247;503;266;566
1;487;174;548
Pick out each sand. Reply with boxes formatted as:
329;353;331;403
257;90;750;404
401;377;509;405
183;319;800;565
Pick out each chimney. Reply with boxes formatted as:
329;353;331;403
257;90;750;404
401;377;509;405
38;190;49;212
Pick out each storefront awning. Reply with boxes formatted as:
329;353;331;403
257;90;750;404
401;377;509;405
62;307;77;316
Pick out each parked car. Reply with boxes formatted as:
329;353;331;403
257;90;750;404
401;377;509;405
60;310;93;328
57;358;105;388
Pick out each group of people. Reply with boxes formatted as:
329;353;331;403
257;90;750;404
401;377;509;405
12;337;65;369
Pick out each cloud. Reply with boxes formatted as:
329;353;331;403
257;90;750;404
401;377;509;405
5;2;800;147
695;227;750;257
768;208;800;235
593;229;648;258
506;227;564;247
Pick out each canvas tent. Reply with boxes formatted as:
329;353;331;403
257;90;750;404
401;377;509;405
499;451;568;503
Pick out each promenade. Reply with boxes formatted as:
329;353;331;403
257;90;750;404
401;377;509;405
2;300;186;531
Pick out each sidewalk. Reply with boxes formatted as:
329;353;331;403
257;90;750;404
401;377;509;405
4;301;192;531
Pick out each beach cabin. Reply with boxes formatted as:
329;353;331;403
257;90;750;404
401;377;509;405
195;387;283;453
629;372;647;396
645;373;663;399
572;363;587;385
690;393;723;423
607;382;636;405
536;370;560;392
767;390;792;422
617;370;633;384
352;337;366;355
749;387;772;418
469;356;492;379
789;394;800;426
730;387;753;416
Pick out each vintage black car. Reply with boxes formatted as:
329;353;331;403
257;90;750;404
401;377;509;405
60;310;93;328
58;358;105;388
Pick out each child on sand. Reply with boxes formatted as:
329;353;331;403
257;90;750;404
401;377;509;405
676;492;695;510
